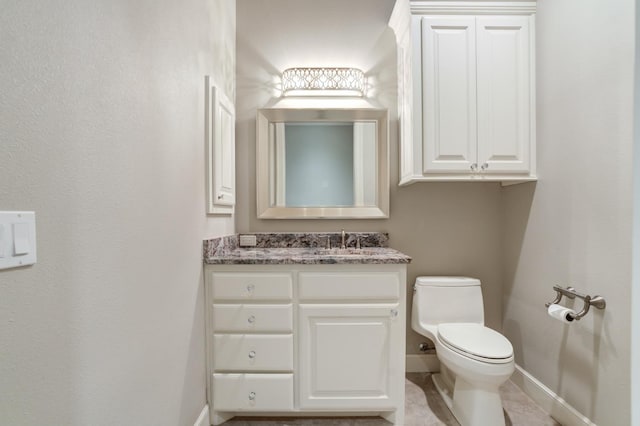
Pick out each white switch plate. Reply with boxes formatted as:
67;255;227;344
0;211;37;270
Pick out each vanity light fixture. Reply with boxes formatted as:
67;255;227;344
281;67;366;97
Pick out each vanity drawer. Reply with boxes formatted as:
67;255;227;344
213;304;293;332
213;334;293;371
211;273;292;301
213;373;294;411
299;272;400;301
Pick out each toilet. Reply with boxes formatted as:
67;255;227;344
411;276;514;426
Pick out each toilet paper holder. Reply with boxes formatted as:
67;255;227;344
545;285;606;321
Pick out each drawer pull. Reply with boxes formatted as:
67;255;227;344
390;309;399;318
248;391;256;401
247;315;256;324
248;350;256;359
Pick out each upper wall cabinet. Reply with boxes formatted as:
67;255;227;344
389;1;537;185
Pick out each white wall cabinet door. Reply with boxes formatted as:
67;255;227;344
476;16;531;174
298;304;402;410
206;76;235;214
421;16;478;173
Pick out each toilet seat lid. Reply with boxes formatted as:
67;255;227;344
438;323;513;361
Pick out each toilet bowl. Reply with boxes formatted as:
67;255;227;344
411;277;514;426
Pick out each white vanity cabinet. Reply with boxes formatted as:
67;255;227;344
205;264;407;425
389;1;537;185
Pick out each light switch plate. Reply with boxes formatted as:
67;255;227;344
0;211;37;270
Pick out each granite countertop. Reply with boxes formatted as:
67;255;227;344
205;247;411;265
203;233;411;265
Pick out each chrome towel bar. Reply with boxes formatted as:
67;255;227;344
545;285;606;321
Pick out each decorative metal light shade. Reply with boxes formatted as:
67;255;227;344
281;67;366;96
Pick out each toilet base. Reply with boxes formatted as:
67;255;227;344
431;373;506;426
431;373;454;408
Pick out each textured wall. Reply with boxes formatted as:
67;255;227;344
0;1;235;424
502;0;634;424
235;0;504;355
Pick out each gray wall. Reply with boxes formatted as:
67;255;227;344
0;1;235;424
235;0;505;355
633;1;640;423
502;0;634;424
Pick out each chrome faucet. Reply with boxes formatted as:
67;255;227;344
341;229;346;249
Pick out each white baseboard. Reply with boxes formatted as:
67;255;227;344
194;405;209;426
511;364;595;426
406;353;440;373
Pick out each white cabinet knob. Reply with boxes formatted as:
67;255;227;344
248;315;256;324
470;163;478;171
248;391;256;401
481;163;489;170
390;309;399;318
246;284;255;293
248;350;256;359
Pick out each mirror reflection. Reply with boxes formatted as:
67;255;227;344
269;121;377;208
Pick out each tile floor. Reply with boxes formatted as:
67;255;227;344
224;373;560;426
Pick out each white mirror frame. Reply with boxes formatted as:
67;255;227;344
256;108;389;219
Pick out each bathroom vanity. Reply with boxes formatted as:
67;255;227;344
203;233;410;425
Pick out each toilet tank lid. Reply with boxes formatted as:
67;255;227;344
415;276;480;287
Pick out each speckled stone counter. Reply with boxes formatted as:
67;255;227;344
203;232;411;265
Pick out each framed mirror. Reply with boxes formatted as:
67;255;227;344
256;108;389;219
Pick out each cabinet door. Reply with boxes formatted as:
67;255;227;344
476;16;531;173
206;77;235;214
298;304;402;410
421;16;477;173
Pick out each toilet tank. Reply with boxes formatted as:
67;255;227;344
413;276;485;326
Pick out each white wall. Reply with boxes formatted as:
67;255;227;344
236;0;504;354
0;1;235;425
502;0;634;424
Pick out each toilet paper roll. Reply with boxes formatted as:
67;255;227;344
547;303;576;323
